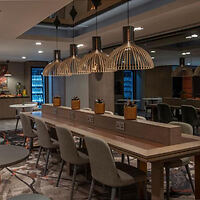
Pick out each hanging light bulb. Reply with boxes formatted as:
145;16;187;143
43;16;64;76
172;57;193;77
108;0;154;70
81;0;115;73
60;1;90;75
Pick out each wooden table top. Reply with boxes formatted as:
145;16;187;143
0;145;29;168
26;111;200;163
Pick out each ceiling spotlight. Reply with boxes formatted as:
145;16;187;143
191;34;198;38
151;50;156;53
182;52;190;55
77;44;84;48
22;56;26;59
35;42;42;45
151;57;155;59
186;34;198;39
187;63;191;65
38;50;43;54
134;27;144;31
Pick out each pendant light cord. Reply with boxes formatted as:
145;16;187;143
127;0;129;26
73;0;75;44
95;7;98;36
56;25;58;50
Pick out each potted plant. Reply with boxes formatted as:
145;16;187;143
124;100;137;120
71;96;80;110
94;99;105;114
53;96;61;106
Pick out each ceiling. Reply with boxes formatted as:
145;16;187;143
0;0;200;66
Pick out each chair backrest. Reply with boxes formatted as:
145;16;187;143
85;136;120;186
170;121;193;135
105;111;114;115
181;105;198;126
157;103;173;123
20;113;35;137
56;126;82;164
35;119;54;148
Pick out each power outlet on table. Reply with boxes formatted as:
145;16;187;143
87;115;94;124
116;121;125;131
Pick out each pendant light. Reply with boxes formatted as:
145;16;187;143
81;0;115;73
43;16;63;76
193;65;200;77
60;1;90;75
108;0;154;70
172;57;193;77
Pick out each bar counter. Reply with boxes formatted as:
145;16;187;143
0;95;30;119
26;104;200;200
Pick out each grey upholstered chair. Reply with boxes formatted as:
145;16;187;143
157;103;174;123
165;121;194;200
82;108;92;111
181;105;200;135
55;126;89;200
105;111;114;115
85;136;146;200
20;113;37;150
137;116;146;120
35;118;59;176
8;194;50;200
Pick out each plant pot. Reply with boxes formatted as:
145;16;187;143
53;96;61;106
71;99;80;110
94;103;105;114
124;105;137;120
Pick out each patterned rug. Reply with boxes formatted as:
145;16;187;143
0;130;195;200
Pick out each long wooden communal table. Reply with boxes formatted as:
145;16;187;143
26;104;200;200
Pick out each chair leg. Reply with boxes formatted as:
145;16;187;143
44;149;51;176
15;118;19;132
36;146;42;168
127;155;130;165
88;178;95;200
185;164;195;194
121;154;125;163
70;165;77;200
165;167;170;200
29;138;33;150
56;160;65;187
111;187;116;200
23;137;26;147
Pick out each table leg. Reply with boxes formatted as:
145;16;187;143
151;161;164;200
137;160;147;199
195;155;200;199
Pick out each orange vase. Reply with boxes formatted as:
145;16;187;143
124;105;137;120
71;99;80;110
94;103;105;114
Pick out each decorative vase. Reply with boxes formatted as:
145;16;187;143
53;96;61;106
94;99;105;114
71;97;80;110
124;104;137;120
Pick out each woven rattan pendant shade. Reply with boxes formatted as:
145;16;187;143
43;50;63;76
109;26;154;70
193;66;200;76
172;58;193;77
81;36;114;73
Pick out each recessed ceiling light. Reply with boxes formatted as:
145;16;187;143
186;34;198;39
77;44;84;48
191;34;198;38
134;27;143;31
22;56;26;59
38;50;43;54
151;57;155;59
35;42;42;45
151;50;156;53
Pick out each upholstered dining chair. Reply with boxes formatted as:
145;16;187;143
181;105;200;135
82;108;92;111
85;136;146;200
55;126;89;200
8;194;50;200
165;121;195;200
20;113;37;150
157;103;174;123
35;118;59;176
105;111;114;115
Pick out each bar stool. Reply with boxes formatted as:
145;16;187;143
165;121;195;200
55;126;89;200
20;113;37;150
8;194;50;200
85;136;147;200
35;119;59;176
